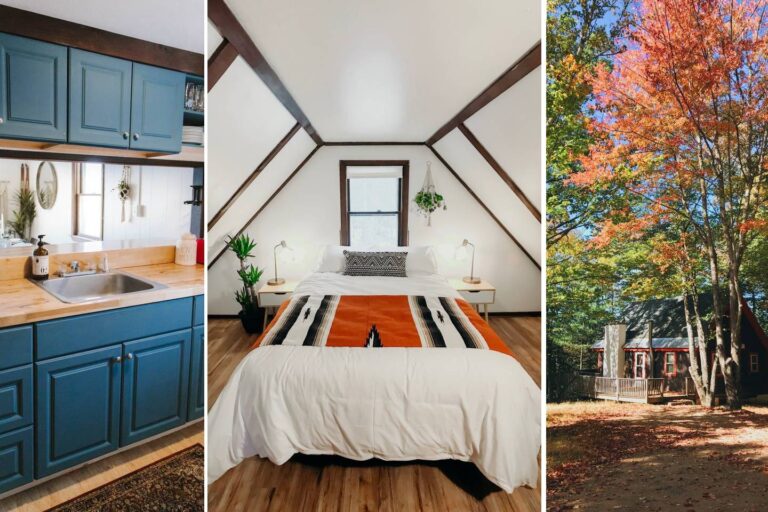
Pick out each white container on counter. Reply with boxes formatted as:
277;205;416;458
175;233;198;266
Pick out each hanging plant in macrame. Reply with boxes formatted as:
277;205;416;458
413;161;446;226
114;165;131;222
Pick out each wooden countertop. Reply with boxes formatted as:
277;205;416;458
0;263;204;328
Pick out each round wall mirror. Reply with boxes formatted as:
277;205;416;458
36;161;57;210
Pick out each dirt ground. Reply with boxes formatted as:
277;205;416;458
547;399;768;511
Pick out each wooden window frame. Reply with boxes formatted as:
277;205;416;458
663;352;677;377
750;353;759;373
339;160;409;246
633;352;646;379
73;162;105;241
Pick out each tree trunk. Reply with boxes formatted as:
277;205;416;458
683;292;712;407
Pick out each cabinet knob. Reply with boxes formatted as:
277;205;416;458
132;133;140;141
112;356;122;363
123;132;129;139
126;353;134;360
0;117;4;124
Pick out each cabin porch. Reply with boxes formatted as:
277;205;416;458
577;374;697;403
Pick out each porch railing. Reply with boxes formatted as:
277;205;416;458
578;375;666;402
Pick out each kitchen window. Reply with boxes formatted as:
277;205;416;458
75;162;104;240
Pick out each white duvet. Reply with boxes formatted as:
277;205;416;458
207;273;541;492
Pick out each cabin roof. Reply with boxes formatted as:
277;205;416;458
591;337;693;350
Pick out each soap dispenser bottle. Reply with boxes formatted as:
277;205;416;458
32;235;49;281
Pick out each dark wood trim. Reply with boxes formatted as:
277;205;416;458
323;142;425;146
208;40;238;91
339;160;410;246
208;0;323;145
0;5;203;75
208;122;301;230
458;123;541;222
426;42;541;145
427;145;540;270
0;150;202;168
208;144;322;269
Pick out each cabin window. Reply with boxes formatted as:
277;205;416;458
750;353;759;373
340;162;409;247
633;352;646;378
664;352;676;375
75;162;104;240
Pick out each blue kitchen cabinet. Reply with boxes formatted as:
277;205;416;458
130;63;184;152
0;426;34;494
120;330;191;446
68;49;132;148
0;33;67;142
188;326;205;421
35;345;123;478
0;365;33;436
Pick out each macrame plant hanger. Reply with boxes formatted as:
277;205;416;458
420;161;436;226
118;165;131;223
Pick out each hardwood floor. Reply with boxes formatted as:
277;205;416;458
0;423;203;512
208;316;542;512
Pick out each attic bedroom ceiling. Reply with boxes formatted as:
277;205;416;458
222;0;540;141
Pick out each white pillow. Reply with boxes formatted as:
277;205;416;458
314;245;438;274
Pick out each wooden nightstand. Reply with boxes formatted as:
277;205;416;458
449;278;496;321
257;281;297;330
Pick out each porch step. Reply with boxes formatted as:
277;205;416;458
667;399;695;406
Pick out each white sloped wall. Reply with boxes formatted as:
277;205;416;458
208;144;540;314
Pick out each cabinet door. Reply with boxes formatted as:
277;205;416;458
188;326;204;421
68;49;132;148
0;365;32;436
36;345;122;478
0;33;67;142
121;330;191;446
129;63;184;152
0;426;33;495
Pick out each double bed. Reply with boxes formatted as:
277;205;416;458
208;250;540;493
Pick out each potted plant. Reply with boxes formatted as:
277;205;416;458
225;234;265;333
10;187;37;241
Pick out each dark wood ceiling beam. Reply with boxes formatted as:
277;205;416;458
323;142;425;146
458;123;541;222
0;5;203;75
427;145;540;270
426;41;541;145
209;144;323;268
208;122;301;230
208;0;323;145
208;39;238;91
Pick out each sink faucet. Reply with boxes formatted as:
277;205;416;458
70;260;80;273
58;260;98;278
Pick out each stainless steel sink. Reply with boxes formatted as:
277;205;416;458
31;271;168;303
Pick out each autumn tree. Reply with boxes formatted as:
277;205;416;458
573;0;768;409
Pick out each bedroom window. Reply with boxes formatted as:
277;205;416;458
664;352;676;375
751;353;759;373
74;162;104;240
340;161;409;247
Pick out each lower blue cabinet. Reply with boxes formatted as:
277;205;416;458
188;326;205;421
36;345;123;478
0;365;32;436
0;426;34;494
121;330;191;446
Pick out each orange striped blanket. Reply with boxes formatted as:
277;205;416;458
253;295;513;356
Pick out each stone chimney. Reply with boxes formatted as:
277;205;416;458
604;324;627;378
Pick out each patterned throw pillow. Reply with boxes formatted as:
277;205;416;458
343;251;408;277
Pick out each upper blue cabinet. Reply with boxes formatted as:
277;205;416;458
68;50;183;152
130;63;184;152
0;33;67;142
69;49;132;148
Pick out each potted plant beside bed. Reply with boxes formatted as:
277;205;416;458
225;234;265;333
